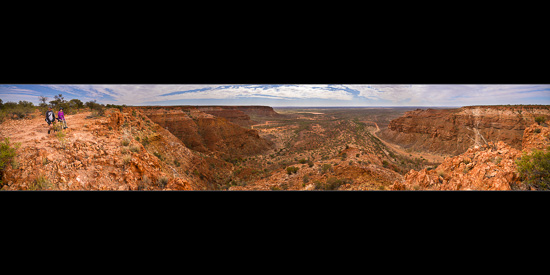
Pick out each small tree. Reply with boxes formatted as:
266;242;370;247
38;96;48;105
535;116;546;125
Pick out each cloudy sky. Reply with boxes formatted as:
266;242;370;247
0;84;549;107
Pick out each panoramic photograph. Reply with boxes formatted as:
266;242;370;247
0;84;549;190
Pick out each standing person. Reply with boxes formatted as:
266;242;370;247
57;107;67;129
45;106;56;134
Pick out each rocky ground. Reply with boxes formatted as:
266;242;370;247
2;105;546;191
390;123;549;190
0;108;222;190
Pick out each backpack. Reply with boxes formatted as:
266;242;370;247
46;111;54;122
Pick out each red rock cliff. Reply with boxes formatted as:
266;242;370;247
133;106;274;159
379;105;550;156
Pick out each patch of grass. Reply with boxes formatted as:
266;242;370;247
157;176;168;189
29;175;52;190
121;138;130;146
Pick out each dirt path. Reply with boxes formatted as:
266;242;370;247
0;111;96;149
370;122;448;163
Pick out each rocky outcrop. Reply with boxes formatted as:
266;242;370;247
233;106;281;118
0;108;237;190
522;123;550;152
379;105;550;156
390;123;549;190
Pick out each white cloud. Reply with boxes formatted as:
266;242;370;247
348;85;550;106
4;84;550;106
130;85;355;103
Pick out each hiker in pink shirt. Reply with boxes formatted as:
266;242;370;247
57;107;68;129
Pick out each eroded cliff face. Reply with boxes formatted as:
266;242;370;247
0;108;231;190
379;105;550;156
390;123;549;190
133;106;274;159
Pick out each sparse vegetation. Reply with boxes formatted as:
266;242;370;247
0;137;20;185
516;149;550;190
313;177;350;190
321;163;333;174
286;166;299;175
153;151;163;161
535;116;546;125
29;175;52;190
123;155;132;166
130;145;140;153
157;176;169;189
0;100;37;122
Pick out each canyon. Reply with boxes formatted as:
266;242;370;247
0;104;548;191
133;106;276;159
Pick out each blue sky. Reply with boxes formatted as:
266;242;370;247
0;84;549;107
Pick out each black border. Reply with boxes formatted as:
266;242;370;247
3;42;548;85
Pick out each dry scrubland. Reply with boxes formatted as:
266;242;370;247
0;103;548;190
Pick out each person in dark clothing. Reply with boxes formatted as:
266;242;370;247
45;106;57;134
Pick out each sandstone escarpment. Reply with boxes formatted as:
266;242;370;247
379;105;550;156
134;106;274;159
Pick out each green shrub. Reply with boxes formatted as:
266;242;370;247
286;166;299;175
516;149;550;190
535;116;546;125
321;163;332;174
0;137;19;172
121;138;130;146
